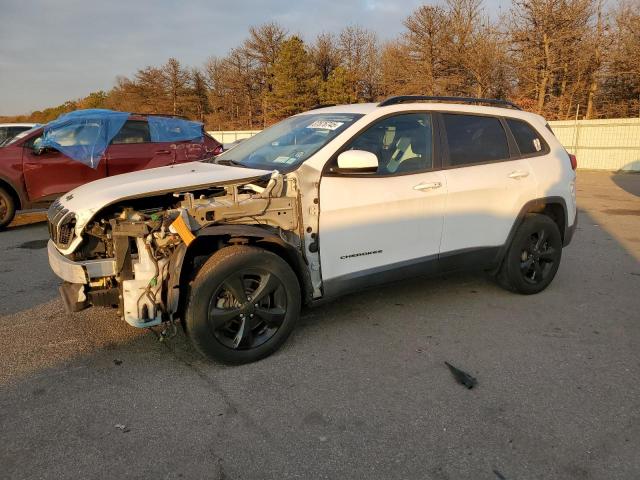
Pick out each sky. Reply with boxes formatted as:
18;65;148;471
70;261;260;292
0;0;506;116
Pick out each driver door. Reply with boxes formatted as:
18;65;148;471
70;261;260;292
22;133;106;203
318;113;447;296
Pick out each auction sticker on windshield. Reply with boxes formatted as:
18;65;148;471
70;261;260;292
306;120;344;130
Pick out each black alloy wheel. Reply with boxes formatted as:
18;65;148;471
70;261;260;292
208;269;287;350
186;245;301;364
519;229;558;285
497;213;562;294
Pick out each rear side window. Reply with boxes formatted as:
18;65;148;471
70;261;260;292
507;118;545;155
443;114;509;166
111;120;150;144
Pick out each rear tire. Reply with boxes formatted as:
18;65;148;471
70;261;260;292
497;213;562;294
0;187;16;229
185;245;301;364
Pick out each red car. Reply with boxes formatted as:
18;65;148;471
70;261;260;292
0;113;222;228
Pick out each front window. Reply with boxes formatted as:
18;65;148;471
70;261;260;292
215;113;363;170
335;113;434;175
45;121;103;147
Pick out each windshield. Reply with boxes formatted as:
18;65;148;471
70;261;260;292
3;126;40;146
216;113;363;170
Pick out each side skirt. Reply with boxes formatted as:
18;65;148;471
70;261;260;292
320;247;500;301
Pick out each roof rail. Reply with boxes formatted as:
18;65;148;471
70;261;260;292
378;95;521;110
310;103;337;110
129;112;190;120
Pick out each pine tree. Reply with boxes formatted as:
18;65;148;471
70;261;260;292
320;67;356;104
267;36;318;120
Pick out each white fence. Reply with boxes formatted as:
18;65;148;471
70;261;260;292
209;117;640;172
548;118;640;171
208;130;260;144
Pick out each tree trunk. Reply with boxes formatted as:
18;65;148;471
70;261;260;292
537;33;551;114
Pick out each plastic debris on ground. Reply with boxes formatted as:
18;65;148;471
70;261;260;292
444;361;478;389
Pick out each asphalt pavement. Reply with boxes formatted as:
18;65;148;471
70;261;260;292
0;171;639;480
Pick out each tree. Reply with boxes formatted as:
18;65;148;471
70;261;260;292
4;3;640;126
320;66;356;104
310;33;340;81
380;40;415;96
338;26;381;101
162;57;190;115
509;0;597;116
133;66;168;113
78;91;108;109
267;36;318;119
243;22;288;125
601;0;640;117
403;5;450;95
189;69;210;122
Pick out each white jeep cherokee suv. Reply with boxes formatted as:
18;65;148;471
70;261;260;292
47;96;577;364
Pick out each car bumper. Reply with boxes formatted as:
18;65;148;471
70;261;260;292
48;240;116;284
564;210;578;247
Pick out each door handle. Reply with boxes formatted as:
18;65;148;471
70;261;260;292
156;150;172;155
413;181;442;191
508;170;530;179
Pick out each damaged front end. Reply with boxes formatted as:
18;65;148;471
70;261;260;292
48;171;302;328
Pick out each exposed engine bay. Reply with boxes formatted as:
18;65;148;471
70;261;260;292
54;171;303;328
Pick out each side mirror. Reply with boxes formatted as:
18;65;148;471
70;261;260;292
336;150;378;173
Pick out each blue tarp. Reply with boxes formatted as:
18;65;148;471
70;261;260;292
148;116;203;143
41;109;129;168
41;109;204;169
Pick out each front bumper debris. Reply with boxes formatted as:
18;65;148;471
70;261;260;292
47;240;116;284
59;282;88;313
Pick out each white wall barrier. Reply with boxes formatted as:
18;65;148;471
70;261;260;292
209;117;640;172
208;130;260;144
549;118;640;172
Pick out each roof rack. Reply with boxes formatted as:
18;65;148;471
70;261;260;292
129;112;190;120
310;103;337;110
378;95;521;110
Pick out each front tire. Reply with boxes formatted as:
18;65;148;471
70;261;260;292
497;214;563;294
185;245;301;364
0;187;16;229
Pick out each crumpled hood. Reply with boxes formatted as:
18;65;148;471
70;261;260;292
61;161;272;232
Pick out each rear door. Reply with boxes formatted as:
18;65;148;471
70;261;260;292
439;113;538;260
106;119;175;176
22;129;106;203
173;127;219;163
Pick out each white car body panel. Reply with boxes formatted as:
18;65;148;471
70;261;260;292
440;158;538;252
319;171;447;282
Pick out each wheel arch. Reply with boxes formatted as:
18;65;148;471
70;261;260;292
171;225;313;322
0;177;23;210
495;196;569;270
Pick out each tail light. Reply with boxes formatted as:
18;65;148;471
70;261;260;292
568;153;577;170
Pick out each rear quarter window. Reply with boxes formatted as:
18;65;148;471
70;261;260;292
507;118;547;155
